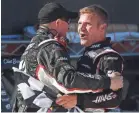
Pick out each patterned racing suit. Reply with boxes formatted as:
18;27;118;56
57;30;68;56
13;27;124;112
76;38;124;111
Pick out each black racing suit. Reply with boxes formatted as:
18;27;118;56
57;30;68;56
19;28;111;90
16;28;123;111
76;38;124;110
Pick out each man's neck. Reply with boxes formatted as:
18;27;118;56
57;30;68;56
85;36;106;47
96;35;105;42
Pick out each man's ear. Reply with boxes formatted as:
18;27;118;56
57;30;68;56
56;19;61;27
100;23;107;32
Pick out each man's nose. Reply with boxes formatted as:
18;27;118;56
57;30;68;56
80;24;86;31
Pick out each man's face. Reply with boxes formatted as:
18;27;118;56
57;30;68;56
78;13;101;47
57;19;69;37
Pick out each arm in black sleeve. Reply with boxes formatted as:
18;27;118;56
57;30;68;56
53;44;111;90
77;53;124;108
39;43;110;91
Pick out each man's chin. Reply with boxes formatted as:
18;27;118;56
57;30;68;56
80;42;87;47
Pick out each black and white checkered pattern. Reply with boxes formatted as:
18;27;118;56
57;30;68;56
13;67;84;113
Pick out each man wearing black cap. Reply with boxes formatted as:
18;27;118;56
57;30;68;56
37;2;77;37
15;2;123;112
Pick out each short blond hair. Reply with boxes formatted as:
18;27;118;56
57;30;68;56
79;5;109;25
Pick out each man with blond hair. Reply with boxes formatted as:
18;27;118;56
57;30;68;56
56;4;125;112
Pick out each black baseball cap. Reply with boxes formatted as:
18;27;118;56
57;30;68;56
38;2;78;24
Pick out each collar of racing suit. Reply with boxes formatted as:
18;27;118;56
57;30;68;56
36;27;68;48
85;37;112;51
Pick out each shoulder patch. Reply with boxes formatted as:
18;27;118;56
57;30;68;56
104;56;119;60
94;48;123;64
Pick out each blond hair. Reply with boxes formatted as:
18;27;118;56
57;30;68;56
79;5;109;25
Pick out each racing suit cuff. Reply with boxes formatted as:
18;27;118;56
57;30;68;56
103;77;111;89
77;94;84;106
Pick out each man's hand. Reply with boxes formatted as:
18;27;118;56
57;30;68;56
110;72;123;91
56;94;77;109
